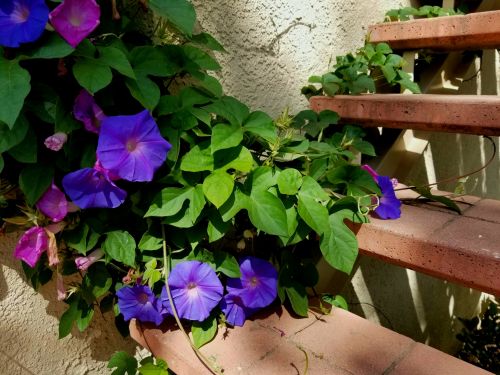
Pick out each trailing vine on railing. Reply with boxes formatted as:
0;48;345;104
385;5;464;22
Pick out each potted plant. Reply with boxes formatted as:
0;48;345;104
0;0;401;373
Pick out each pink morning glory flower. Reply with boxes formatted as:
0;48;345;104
62;162;127;209
75;248;104;271
73;90;106;134
161;261;223;322
0;0;49;48
226;256;278;309
36;182;68;222
117;284;164;325
361;165;401;220
44;132;68;151
97;110;172;182
49;0;100;48
14;226;49;267
56;272;66;301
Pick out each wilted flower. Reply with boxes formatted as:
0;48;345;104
117;284;164;325
161;261;223;322
361;165;401;220
0;0;49;48
226;256;278;309
36;182;68;222
45;228;59;266
49;0;100;48
44;132;67;151
75;248;104;271
14;226;48;267
62;162;127;209
56;272;66;301
220;293;257;327
73;90;106;133
97;110;171;182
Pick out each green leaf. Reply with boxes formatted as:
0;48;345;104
322;294;348;310
219;186;249;222
0;155;4;173
0;57;30;128
130;46;177;77
146;186;199;217
299;176;330;201
162;185;205;227
211;123;244;153
327;165;380;196
213;250;240;278
55;96;81;133
0;114;29;153
246;166;279;191
248;190;288;236
207;211;232;242
25;33;74;59
203;96;249;126
381;65;397;83
350;75;375;94
82;263;112;301
149;0;196;36
8;126;37;163
297;195;329;235
203;170;234;208
190;32;225;52
76;299;95;331
277;169;303;195
180;142;214;172
139;228;163;251
102;231;137;267
125;76;160;111
192;315;218;348
73;58;112;94
319;211;358;274
352;140;376;156
108;351;138;375
375;42;392;54
243;111;278;144
64;224;100;254
183;45;221;71
285;283;308;317
19;164;54;206
59;297;80;338
216;146;254;172
413;187;461;214
98;46;136;79
138;362;169;375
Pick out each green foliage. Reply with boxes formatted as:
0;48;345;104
305;43;421;96
192;314;218;348
108;351;138;375
385;6;463;22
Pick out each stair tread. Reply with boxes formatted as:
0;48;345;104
368;10;500;51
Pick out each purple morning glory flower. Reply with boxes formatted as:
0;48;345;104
49;0;100;48
73;90;106;134
0;0;49;48
97;110;171;182
62;163;127;209
161;261;223;322
14;226;49;267
226;256;278;309
117;284;164;325
36;182;68;222
220;293;257;327
361;165;401;220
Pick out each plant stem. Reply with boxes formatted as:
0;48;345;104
161;225;220;374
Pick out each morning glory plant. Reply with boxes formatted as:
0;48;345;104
0;0;404;372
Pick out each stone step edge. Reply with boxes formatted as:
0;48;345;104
368;10;500;51
310;94;500;136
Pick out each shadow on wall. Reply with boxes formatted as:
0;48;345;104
0;231;137;374
342;255;484;354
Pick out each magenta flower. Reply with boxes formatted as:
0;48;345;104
226;257;278;309
0;0;49;48
36;182;68;222
75;248;104;271
361;165;401;220
73;90;106;134
49;0;100;48
44;132;68;151
62;163;127;209
97;110;171;182
161;261;223;322
117;284;164;325
220;293;257;327
14;226;49;267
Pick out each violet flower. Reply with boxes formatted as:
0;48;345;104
220;293;257;327
161;261;223;322
361;165;401;220
97;110;171;182
75;248;104;271
62;163;127;209
44;132;67;151
116;284;164;325
14;226;49;267
73;90;106;134
36;182;68;222
49;0;100;48
0;0;49;48
226;256;278;309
